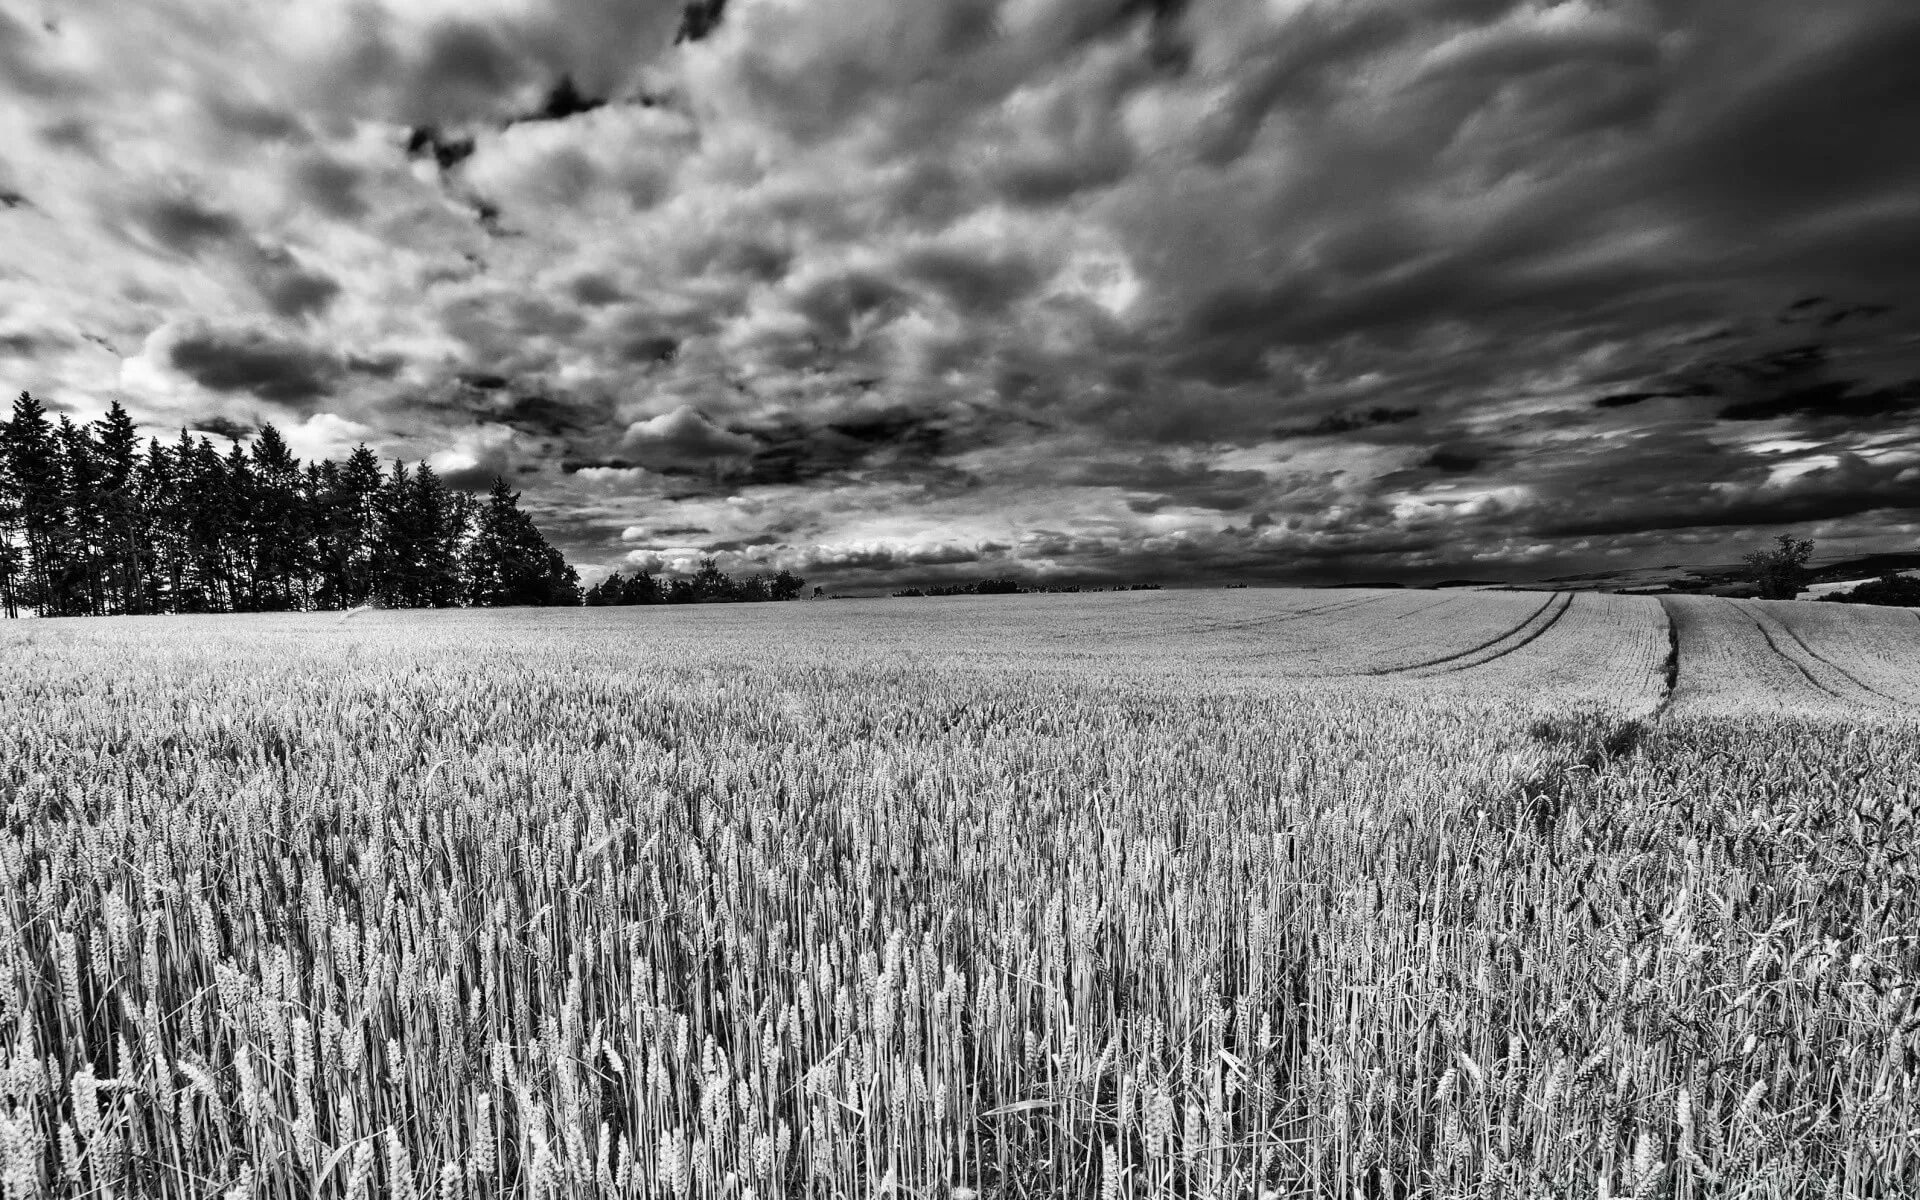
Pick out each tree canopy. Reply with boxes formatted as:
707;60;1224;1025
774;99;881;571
585;557;805;606
0;392;579;617
1742;534;1815;600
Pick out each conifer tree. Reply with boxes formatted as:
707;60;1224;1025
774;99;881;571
249;424;306;610
1;392;62;615
0;403;582;617
95;402;144;614
462;478;579;607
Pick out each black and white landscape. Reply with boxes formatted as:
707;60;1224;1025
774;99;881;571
2;2;1918;1197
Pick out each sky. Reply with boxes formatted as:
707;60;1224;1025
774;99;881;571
2;0;1918;590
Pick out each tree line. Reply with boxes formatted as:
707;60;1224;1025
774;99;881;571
891;580;1162;597
585;560;807;606
1739;534;1917;605
0;391;580;618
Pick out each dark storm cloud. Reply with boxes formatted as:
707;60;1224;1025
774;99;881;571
190;415;259;443
676;0;730;45
497;394;592;437
568;273;627;307
202;96;309;143
38;117;96;152
249;248;342;320
512;76;608;125
1717;380;1920;424
168;328;340;405
1590;302;1920;427
1652;10;1920;234
706;534;780;553
1593;392;1672;410
897;246;1045;316
0;8;83;100
1063;457;1270;512
825;409;946;451
1419;447;1485;475
622;407;756;472
0;322;68;358
714;407;983;488
1536;453;1919;538
405;125;477;171
11;0;1920;587
139;197;241;255
787;271;913;345
348;353;405;379
292;155;369;220
632;525;711;540
802;542;985;571
401;21;529;127
419;379;605;441
623;335;679;364
1274;407;1421;438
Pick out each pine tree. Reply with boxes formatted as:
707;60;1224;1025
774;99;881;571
339;446;385;608
249;424;306;610
411;462;467;607
0;434;18;618
308;459;348;609
1;392;63;616
53;416;106;615
95;402;144;614
0;415;580;617
463;479;578;606
0;480;15;618
138;437;181;614
174;434;235;612
372;459;416;607
545;544;582;606
221;440;260;611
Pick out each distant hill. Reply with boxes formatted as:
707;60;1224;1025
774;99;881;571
1510;551;1920;597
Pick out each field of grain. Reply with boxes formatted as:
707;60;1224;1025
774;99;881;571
1;591;1917;1198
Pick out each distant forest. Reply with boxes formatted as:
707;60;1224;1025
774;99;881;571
0;391;579;618
891;580;1163;597
586;562;807;606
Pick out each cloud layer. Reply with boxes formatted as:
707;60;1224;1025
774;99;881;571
4;0;1918;587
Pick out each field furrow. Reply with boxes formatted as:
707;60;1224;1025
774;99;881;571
1660;595;1884;718
1749;598;1920;706
1403;591;1574;675
1744;608;1857;703
1349;590;1563;675
1747;606;1904;708
1393;592;1670;714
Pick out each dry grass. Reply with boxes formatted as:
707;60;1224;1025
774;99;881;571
0;600;1915;1198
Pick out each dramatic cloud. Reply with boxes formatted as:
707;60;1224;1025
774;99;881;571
4;0;1918;588
622;405;757;471
165;326;342;405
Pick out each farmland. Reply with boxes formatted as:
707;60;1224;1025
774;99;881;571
1;589;1918;1198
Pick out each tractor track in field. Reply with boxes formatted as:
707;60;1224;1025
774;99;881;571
1363;590;1570;677
1751;607;1907;707
1426;591;1578;676
1651;598;1681;719
1232;593;1472;669
1183;589;1411;638
1741;609;1853;705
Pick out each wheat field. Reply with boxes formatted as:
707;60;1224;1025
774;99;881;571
1;591;1917;1198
